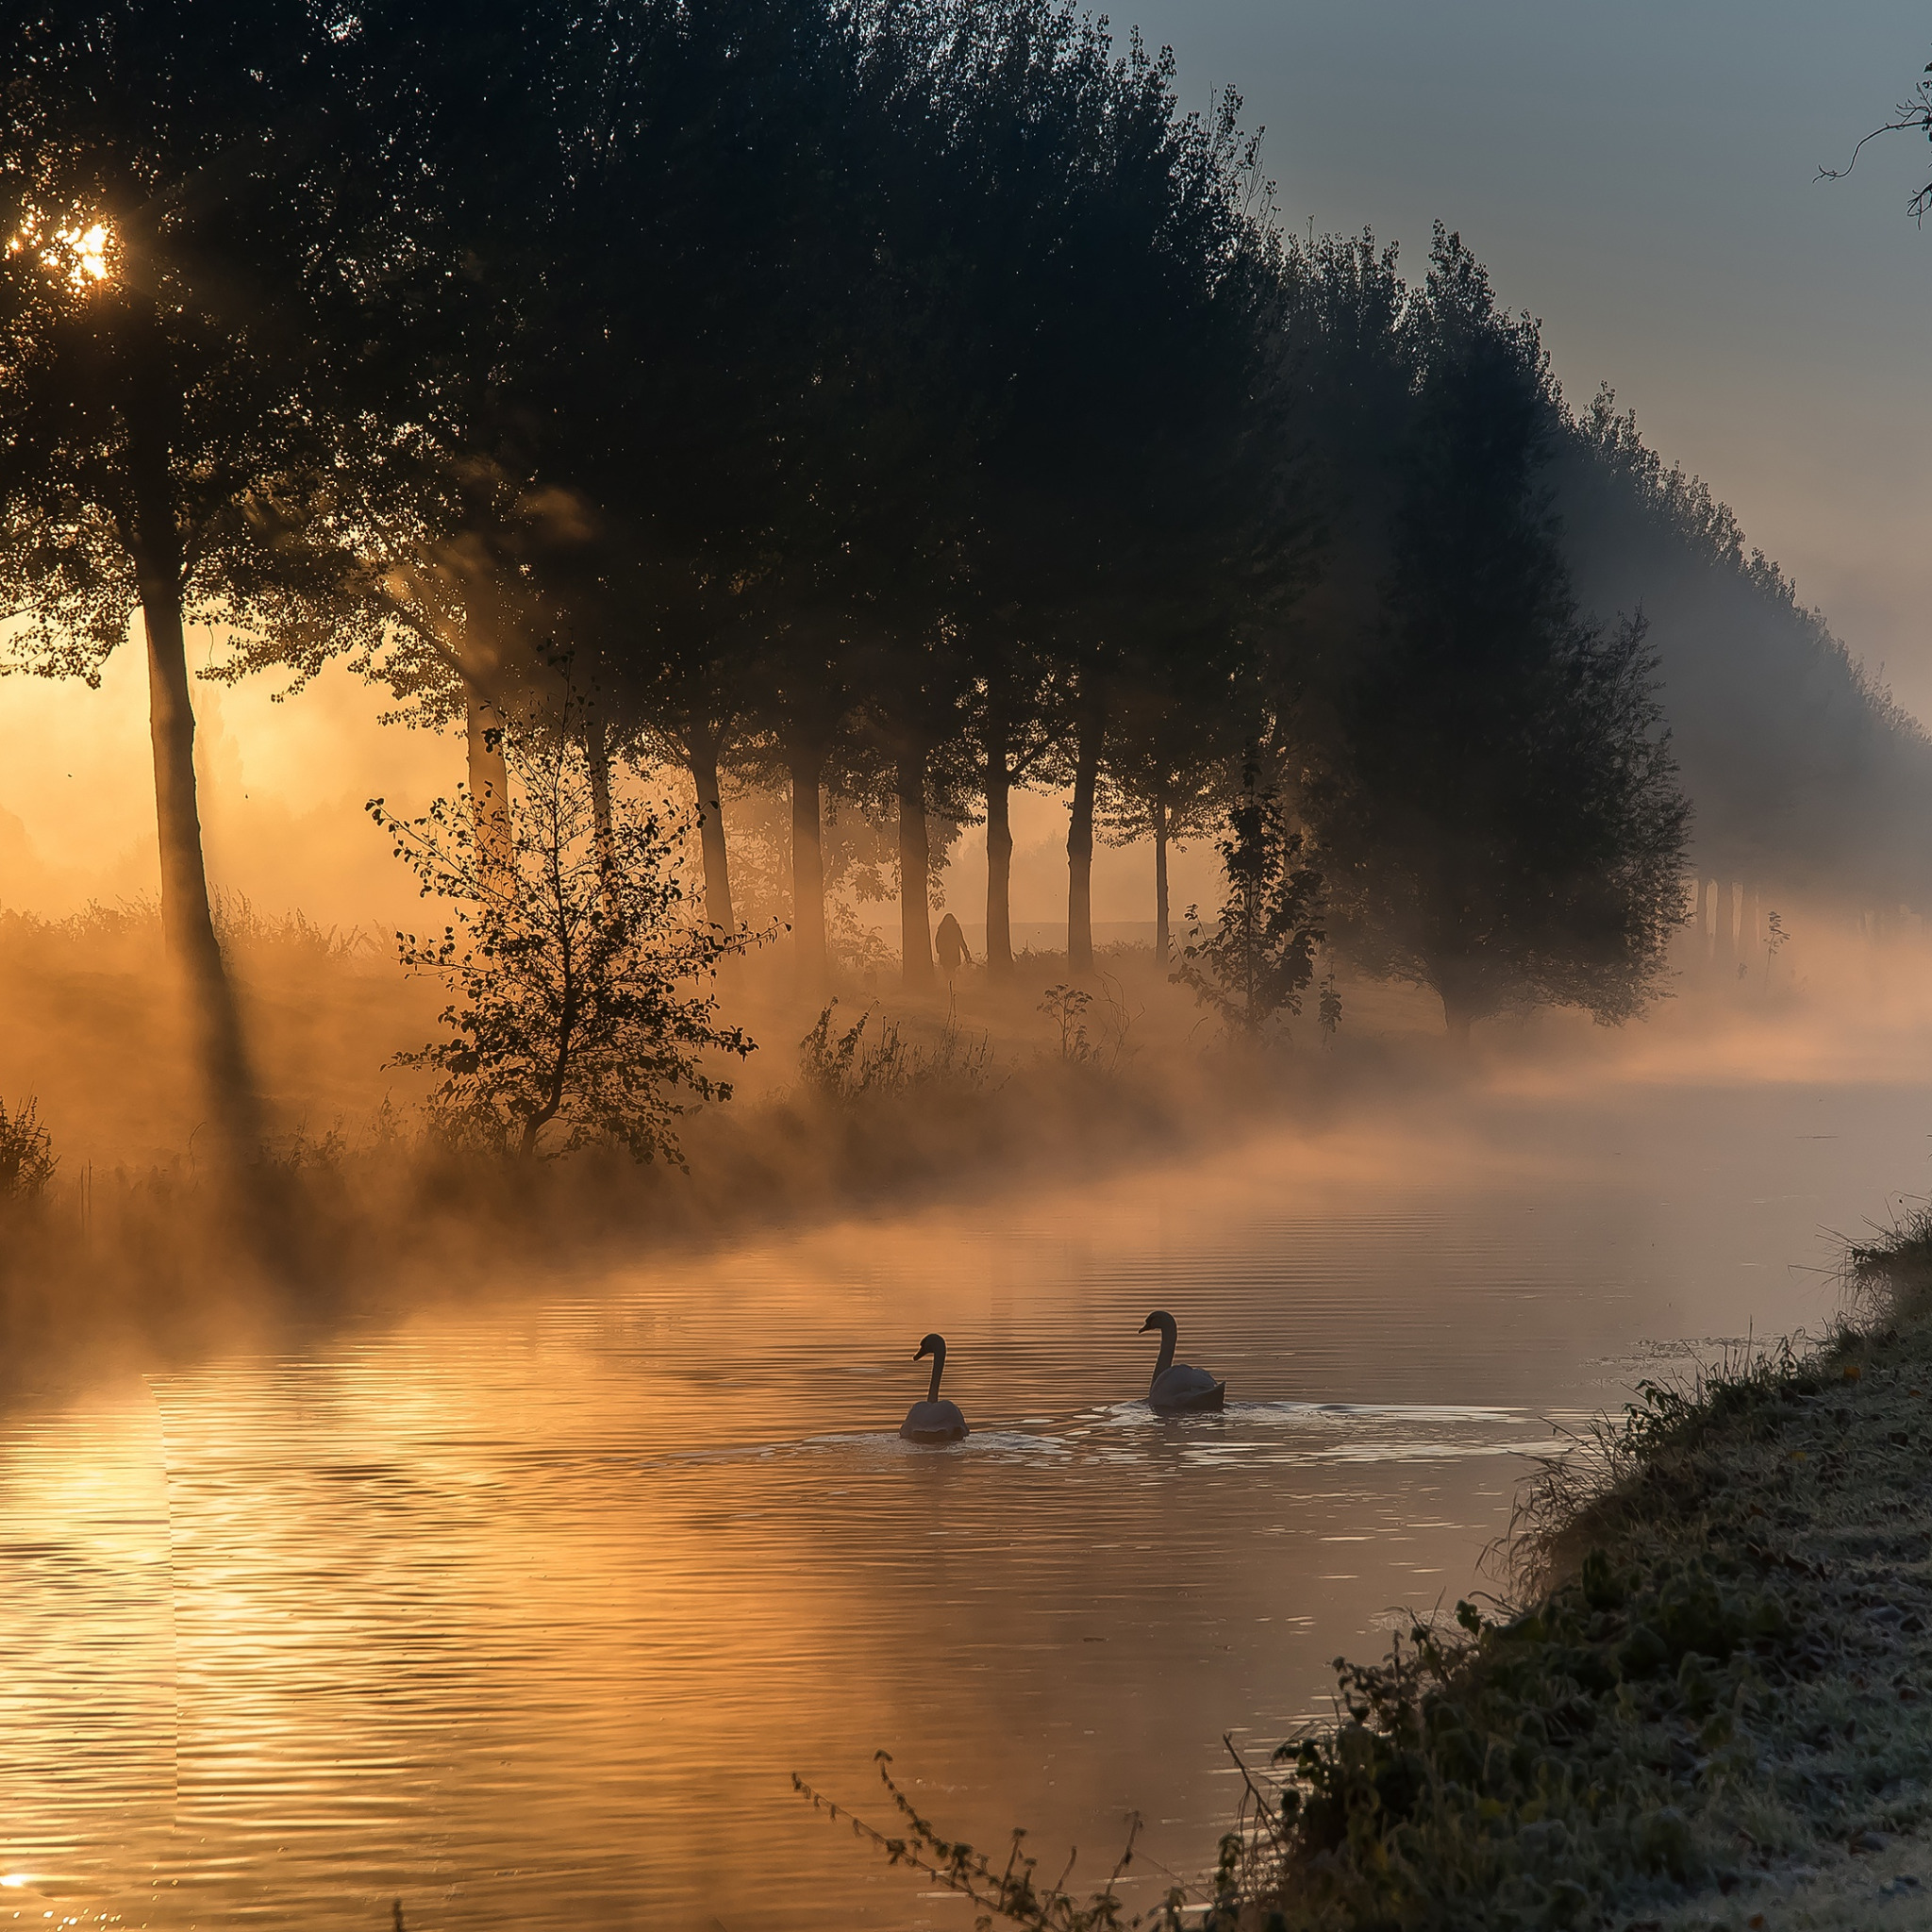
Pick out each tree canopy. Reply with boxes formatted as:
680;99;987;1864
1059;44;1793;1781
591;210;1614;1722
19;0;1920;1073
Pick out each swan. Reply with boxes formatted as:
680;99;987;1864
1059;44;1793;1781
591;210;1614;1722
900;1333;971;1443
1140;1309;1225;1413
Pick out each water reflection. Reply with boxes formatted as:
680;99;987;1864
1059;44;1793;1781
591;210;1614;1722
0;1075;1917;1928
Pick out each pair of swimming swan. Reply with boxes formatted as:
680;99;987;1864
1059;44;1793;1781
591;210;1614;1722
897;1311;1226;1443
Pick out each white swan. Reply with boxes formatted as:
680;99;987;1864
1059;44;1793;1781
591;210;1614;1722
900;1333;971;1443
1140;1309;1225;1413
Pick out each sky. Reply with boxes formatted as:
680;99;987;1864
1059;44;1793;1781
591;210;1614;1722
1;4;1925;930
1130;0;1932;711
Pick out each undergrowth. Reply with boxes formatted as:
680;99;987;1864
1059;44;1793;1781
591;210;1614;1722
796;999;999;1103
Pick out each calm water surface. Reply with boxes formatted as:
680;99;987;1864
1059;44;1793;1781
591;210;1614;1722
0;1073;1924;1929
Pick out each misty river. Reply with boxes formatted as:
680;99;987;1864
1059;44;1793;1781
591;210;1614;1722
0;1068;1924;1930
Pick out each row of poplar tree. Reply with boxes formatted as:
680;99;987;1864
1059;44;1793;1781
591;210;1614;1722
0;0;1690;1130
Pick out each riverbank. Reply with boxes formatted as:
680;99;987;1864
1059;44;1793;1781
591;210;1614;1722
1212;1220;1932;1931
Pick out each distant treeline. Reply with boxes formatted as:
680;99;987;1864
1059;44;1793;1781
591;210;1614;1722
1557;400;1932;906
0;0;1916;1095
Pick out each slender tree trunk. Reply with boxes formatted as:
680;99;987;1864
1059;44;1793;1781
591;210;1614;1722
126;394;263;1165
686;731;735;931
1153;796;1171;965
984;708;1014;982
789;740;828;992
1437;946;1482;1045
585;708;616;917
464;677;512;891
898;747;934;990
1065;703;1102;975
1714;878;1735;978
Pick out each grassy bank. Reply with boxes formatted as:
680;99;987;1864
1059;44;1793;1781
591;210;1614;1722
1204;1225;1932;1932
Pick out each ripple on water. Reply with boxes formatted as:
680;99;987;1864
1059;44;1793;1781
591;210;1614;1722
0;1082;1904;1929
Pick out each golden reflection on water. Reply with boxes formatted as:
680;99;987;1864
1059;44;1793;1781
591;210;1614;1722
0;1078;1919;1928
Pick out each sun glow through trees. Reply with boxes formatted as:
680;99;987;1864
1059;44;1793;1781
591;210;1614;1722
6;211;113;291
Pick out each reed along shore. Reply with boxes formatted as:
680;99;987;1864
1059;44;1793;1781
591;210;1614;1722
1217;1223;1932;1932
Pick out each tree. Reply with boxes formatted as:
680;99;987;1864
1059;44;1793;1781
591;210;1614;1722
1819;55;1932;220
1101;624;1250;963
368;695;753;1163
944;37;1292;979
1557;386;1932;916
1317;229;1690;1039
964;635;1066;979
1174;760;1324;1037
0;0;381;1161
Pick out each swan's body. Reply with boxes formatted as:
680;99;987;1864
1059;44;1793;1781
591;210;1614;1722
901;1333;970;1442
1140;1309;1225;1413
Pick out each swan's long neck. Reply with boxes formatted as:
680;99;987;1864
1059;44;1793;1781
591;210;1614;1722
1150;1317;1176;1385
927;1342;945;1404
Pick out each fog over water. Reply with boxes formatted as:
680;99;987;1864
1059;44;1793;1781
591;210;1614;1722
0;1024;1924;1928
3;4;1930;1924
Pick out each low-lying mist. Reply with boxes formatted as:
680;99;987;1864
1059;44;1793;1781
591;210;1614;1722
2;867;1926;1391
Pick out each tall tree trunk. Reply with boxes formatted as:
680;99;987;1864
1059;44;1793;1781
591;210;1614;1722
1065;703;1103;975
1714;878;1735;978
898;748;934;991
1153;796;1171;964
1439;964;1479;1045
464;677;512;891
585;708;616;917
789;741;828;992
984;708;1014;982
126;392;263;1165
687;731;735;931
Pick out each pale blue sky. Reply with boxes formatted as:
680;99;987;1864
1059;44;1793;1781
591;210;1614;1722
1129;1;1932;713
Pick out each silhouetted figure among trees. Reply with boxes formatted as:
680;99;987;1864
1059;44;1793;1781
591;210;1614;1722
935;913;972;982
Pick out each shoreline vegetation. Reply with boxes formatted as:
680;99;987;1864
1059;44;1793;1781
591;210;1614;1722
841;1210;1932;1932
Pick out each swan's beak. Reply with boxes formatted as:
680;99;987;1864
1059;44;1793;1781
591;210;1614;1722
1137;1317;1157;1334
913;1344;929;1360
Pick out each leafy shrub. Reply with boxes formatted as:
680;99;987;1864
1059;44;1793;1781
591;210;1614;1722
371;691;757;1162
1173;766;1324;1039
